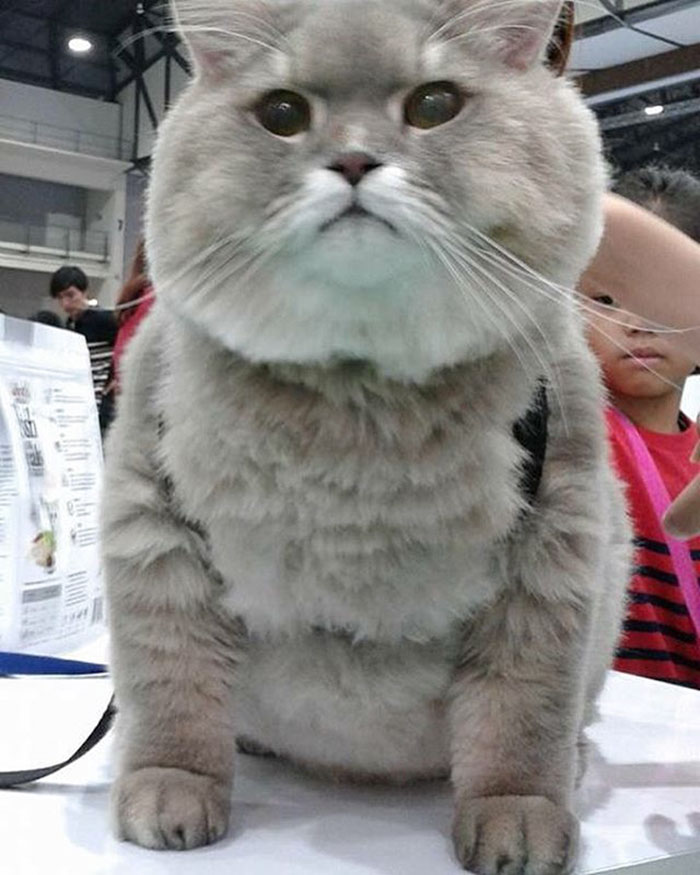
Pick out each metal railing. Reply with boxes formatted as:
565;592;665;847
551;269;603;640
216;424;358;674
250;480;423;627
0;113;131;161
0;216;109;261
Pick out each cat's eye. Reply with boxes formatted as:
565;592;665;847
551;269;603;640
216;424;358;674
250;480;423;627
593;294;616;308
255;90;312;137
404;82;465;130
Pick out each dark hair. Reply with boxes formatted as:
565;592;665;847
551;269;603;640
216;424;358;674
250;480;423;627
613;166;700;244
116;239;151;326
31;310;63;327
49;265;89;298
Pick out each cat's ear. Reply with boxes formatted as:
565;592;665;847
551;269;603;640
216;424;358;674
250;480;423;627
170;0;276;80
440;0;565;72
169;0;233;79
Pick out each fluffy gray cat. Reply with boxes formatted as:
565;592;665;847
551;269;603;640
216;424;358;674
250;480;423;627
103;1;632;872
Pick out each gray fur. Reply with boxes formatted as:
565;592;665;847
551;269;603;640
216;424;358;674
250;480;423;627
103;1;632;872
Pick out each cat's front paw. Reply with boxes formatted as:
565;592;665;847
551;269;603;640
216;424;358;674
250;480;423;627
113;766;231;850
452;795;578;875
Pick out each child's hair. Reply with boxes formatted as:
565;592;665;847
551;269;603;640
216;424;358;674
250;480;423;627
49;265;89;298
613;165;700;243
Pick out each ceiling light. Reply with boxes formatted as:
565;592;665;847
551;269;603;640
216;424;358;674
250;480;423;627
644;105;665;117
67;36;93;55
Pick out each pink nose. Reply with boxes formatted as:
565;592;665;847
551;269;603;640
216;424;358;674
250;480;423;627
327;152;383;186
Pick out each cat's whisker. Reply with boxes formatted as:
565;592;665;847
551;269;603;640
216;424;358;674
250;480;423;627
586;322;685;394
472;242;683;337
442;240;568;429
176;25;281;55
164;234;251;290
434;23;543;50
470;245;686;393
463;222;700;337
425;0;531;44
425;230;552;388
428;241;541;391
171;0;289;47
454;241;568;427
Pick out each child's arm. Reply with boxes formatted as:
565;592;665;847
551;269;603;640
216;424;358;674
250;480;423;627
581;194;700;539
581;193;700;360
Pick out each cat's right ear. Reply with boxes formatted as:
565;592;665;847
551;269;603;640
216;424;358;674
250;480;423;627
169;0;242;81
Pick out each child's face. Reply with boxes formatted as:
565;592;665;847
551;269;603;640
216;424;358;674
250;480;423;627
585;294;697;400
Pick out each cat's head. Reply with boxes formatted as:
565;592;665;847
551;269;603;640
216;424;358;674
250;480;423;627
148;0;605;380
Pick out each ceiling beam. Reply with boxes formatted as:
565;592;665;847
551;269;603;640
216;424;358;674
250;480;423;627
576;0;700;40
579;41;700;97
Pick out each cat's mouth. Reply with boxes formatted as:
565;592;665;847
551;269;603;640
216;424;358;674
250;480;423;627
320;203;397;234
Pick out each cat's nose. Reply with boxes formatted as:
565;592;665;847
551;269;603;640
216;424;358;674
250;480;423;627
327;152;383;186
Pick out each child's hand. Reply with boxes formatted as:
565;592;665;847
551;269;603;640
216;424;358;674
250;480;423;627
663;417;700;539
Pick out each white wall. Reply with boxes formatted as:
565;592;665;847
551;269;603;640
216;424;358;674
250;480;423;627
0;267;58;319
682;376;700;423
0;80;123;157
0;173;86;224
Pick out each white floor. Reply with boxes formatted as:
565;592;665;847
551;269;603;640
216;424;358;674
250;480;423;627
1;657;699;875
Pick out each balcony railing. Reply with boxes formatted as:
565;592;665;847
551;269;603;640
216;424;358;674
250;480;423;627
0;216;109;261
0;113;131;161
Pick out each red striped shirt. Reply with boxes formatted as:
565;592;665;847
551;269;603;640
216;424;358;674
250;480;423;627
606;407;700;689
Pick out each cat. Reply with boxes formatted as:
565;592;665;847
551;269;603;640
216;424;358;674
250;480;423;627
103;1;632;872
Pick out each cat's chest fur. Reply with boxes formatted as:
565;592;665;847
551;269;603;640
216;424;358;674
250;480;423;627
160;326;536;643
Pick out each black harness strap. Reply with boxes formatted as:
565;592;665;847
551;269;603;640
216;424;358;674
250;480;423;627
0;697;116;789
512;382;549;506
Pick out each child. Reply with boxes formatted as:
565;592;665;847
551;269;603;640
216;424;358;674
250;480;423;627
585;166;700;689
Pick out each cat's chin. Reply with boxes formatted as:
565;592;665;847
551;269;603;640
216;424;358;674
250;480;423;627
170;260;507;384
300;220;413;289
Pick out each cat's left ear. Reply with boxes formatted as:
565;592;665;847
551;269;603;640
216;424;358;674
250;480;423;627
440;0;565;72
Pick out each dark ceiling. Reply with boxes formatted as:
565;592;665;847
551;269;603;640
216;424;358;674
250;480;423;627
0;0;171;101
0;0;698;173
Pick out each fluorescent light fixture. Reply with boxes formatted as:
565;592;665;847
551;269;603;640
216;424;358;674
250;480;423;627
67;36;93;54
644;105;665;117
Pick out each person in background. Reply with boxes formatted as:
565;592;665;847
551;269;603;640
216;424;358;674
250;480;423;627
31;310;63;327
49;265;118;434
111;239;155;390
583;166;700;689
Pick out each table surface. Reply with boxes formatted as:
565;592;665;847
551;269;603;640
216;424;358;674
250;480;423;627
1;645;699;875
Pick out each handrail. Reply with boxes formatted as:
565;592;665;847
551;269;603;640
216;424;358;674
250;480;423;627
0;112;132;161
0;216;110;261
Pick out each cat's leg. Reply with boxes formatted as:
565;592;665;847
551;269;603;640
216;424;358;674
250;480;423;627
449;591;588;875
104;481;241;850
102;345;241;850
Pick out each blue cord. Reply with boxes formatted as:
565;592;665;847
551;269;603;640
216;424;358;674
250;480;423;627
0;651;107;676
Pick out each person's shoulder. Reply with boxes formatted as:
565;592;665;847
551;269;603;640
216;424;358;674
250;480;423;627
87;306;117;324
79;307;118;342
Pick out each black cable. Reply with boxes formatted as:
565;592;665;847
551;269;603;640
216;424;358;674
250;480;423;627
596;0;686;51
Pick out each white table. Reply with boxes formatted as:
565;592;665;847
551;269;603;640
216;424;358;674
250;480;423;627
1;653;699;875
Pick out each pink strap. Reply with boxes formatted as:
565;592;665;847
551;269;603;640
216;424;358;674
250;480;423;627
612;409;700;639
